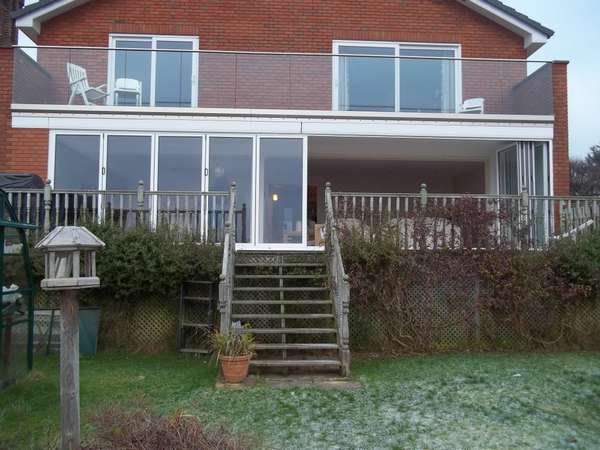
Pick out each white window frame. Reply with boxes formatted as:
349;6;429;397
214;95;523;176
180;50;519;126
108;34;199;108
49;130;103;190
332;40;462;113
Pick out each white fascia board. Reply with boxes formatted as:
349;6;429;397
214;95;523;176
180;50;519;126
460;0;548;55
15;0;94;40
11;104;555;124
12;112;553;141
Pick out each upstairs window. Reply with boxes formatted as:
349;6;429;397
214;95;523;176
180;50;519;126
109;35;198;108
334;41;460;114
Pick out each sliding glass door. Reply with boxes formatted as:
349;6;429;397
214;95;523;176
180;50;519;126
109;35;198;107
335;42;460;113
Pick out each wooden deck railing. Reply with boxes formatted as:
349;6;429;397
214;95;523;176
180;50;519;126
218;183;237;334
330;184;600;250
324;182;351;376
4;181;247;244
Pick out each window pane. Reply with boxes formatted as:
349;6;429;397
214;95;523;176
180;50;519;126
259;138;303;244
106;136;152;190
54;135;100;189
534;143;547;196
158;136;202;190
399;48;456;113
338;46;395;112
114;40;152;106
498;146;518;195
209;137;253;243
156;41;194;107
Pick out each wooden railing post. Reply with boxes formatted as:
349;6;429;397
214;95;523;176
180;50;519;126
420;183;428;209
136;180;145;226
219;221;233;333
43;179;52;235
218;183;237;334
520;186;530;247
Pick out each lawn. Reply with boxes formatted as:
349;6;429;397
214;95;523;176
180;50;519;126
1;352;599;449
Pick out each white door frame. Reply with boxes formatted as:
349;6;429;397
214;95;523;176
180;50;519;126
108;34;199;108
250;135;308;251
206;134;256;249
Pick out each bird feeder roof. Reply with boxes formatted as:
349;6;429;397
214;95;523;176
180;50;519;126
34;226;105;251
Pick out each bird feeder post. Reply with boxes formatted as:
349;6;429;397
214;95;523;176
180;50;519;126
35;226;105;450
59;289;80;450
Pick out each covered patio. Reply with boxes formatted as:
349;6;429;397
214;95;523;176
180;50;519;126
307;136;517;244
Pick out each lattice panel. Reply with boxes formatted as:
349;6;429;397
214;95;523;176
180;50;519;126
129;298;178;352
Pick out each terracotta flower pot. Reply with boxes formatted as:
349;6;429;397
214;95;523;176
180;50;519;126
220;354;252;383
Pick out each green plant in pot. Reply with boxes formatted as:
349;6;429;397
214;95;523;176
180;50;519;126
212;322;255;383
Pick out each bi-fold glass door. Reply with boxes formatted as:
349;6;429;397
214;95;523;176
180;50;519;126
51;132;307;248
255;137;307;248
498;141;551;245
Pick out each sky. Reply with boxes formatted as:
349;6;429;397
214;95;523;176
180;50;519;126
18;0;599;159
501;0;600;159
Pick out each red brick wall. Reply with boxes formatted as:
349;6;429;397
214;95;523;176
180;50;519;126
37;0;527;57
552;61;570;196
1;48;49;178
0;47;11;172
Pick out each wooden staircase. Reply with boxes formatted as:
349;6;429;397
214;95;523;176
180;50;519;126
231;252;343;372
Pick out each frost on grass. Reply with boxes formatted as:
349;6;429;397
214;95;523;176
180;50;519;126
185;353;600;450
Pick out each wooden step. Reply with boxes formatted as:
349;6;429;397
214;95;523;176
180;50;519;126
232;313;334;320
232;300;332;305
182;296;212;302
244;328;337;334
235;274;328;279
181;322;210;328
255;343;339;350
235;262;325;267
234;286;328;292
250;359;341;367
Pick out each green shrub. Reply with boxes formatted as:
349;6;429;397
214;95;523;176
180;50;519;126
340;225;600;352
31;224;222;302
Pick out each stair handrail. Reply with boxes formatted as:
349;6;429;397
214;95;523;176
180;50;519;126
219;182;237;333
324;182;351;376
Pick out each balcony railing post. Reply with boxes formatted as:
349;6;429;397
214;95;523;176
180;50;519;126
420;183;428;209
136;180;145;226
43;179;52;235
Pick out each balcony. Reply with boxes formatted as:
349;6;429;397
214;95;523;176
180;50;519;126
12;46;555;118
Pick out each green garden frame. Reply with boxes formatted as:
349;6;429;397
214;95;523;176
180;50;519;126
0;189;37;388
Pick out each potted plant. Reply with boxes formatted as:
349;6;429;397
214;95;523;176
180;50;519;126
212;323;255;383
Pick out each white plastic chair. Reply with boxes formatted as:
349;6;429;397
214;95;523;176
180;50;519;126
461;98;485;114
114;78;143;106
66;63;109;105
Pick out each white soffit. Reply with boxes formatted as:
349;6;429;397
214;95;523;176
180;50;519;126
15;0;94;40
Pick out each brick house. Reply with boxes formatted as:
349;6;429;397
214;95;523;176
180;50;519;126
1;0;567;250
